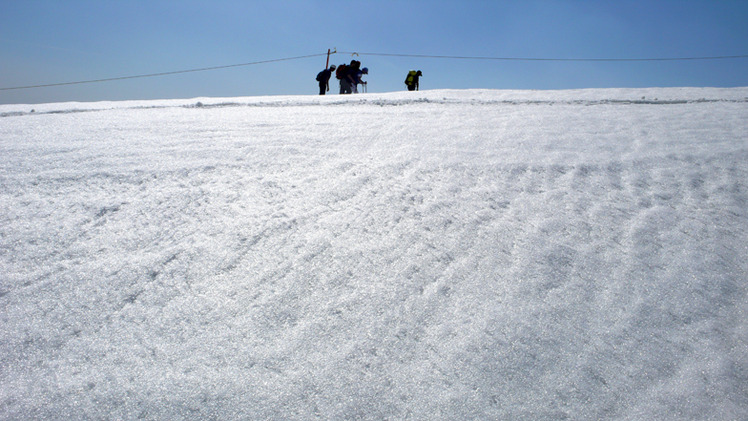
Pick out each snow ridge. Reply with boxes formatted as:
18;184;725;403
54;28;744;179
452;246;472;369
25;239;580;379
2;87;747;117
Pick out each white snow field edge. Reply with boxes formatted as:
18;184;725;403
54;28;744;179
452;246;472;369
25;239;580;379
1;88;747;419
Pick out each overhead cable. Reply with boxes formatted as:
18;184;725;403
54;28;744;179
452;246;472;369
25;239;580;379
0;53;327;91
3;51;747;92
338;52;748;62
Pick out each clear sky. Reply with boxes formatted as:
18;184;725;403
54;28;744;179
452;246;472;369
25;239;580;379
1;0;747;104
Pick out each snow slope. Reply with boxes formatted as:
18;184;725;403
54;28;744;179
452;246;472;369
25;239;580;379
1;88;747;419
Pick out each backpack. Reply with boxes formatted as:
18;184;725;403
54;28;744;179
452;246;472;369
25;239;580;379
335;64;347;80
316;70;325;82
405;70;417;85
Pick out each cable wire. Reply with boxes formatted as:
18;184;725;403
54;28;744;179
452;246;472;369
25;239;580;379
0;53;327;91
338;51;748;62
3;50;747;92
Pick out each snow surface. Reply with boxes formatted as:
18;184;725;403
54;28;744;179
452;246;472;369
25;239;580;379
1;88;747;420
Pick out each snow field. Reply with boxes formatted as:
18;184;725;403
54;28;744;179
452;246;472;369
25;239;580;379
1;88;747;419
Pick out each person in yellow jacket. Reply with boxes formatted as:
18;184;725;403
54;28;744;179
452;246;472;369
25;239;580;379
404;70;422;91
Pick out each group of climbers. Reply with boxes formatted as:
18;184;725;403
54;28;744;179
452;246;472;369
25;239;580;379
316;62;422;95
316;60;368;95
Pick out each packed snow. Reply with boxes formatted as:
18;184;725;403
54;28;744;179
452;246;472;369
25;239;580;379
1;88;747;420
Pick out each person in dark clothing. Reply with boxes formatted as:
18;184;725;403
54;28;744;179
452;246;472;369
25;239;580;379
316;65;336;95
405;70;422;91
340;60;361;94
335;64;349;94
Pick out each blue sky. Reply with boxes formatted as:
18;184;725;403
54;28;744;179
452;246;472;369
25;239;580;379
1;0;747;104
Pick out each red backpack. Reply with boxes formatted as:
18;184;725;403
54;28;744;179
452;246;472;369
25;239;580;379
335;64;347;80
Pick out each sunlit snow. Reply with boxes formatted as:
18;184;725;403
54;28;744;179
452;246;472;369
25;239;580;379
1;88;747;419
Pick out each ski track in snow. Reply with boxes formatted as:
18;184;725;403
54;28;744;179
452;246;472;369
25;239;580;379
1;88;747;419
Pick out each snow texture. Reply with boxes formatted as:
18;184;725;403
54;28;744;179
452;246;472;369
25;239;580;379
1;88;747;420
